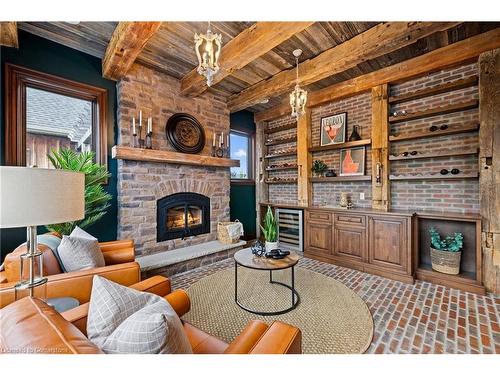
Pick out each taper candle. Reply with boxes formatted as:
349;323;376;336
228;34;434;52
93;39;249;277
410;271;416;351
132;118;136;135
139;110;142;128
213;133;216;146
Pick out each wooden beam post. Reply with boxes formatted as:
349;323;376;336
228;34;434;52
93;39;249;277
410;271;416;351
255;121;268;237
255;27;500;123
228;22;459;112
181;22;313;97
0;22;18;48
479;48;500;293
297;109;311;207
371;84;390;211
102;22;162;81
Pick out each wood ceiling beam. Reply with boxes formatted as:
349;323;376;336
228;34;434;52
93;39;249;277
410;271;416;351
180;22;314;97
229;22;460;112
102;21;162;81
255;27;500;122
0;22;18;48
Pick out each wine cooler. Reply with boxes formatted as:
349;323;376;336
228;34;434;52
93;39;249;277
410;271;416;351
276;208;303;252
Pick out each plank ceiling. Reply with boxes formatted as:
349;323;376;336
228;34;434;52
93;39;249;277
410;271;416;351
17;21;500;112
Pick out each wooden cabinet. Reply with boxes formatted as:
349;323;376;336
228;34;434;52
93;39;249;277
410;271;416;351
305;221;333;255
368;216;408;273
305;208;414;283
333;225;366;261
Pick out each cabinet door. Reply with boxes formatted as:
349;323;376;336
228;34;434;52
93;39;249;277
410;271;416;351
305;221;333;255
368;216;408;272
333;225;366;261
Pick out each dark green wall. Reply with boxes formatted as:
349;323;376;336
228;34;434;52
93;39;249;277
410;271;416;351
230;111;256;239
0;31;118;261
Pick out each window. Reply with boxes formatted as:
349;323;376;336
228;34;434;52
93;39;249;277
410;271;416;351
230;130;253;181
5;64;108;168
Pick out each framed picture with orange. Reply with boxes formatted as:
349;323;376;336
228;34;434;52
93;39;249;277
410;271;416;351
320;112;347;146
340;146;365;176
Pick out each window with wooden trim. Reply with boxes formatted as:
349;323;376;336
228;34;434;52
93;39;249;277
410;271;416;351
4;64;108;169
230;129;254;182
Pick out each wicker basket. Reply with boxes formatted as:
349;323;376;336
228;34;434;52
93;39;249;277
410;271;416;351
430;247;461;275
217;221;241;244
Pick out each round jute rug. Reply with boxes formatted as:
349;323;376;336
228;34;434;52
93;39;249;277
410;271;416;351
183;266;374;354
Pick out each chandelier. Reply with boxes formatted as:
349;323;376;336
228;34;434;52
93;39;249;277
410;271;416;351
289;49;307;118
194;21;222;86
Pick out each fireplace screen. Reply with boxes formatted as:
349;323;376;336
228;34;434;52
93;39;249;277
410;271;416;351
157;193;210;242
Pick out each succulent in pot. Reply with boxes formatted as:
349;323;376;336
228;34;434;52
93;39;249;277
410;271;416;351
311;160;328;177
429;227;464;275
260;206;278;253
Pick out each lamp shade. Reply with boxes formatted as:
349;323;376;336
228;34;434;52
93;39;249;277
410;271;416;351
0;167;85;228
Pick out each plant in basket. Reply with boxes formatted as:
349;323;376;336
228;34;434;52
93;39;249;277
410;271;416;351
429;227;464;275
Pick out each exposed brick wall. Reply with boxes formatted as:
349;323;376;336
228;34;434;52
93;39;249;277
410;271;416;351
389;62;479;214
265;63;479;214
116;64;230;257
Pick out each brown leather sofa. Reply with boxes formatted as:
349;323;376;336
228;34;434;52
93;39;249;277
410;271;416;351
0;239;140;308
0;275;302;354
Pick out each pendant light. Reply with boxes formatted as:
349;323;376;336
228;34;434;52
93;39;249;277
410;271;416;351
194;21;222;86
289;49;308;118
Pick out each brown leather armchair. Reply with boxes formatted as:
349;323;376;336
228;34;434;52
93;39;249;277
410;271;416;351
0;276;302;354
0;239;140;308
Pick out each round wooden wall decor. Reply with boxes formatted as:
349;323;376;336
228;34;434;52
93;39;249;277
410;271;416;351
165;113;206;154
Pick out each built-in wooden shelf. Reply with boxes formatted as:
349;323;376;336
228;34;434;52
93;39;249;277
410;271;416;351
389;148;478;161
264;123;296;135
389;100;478;123
264;151;296;159
266;165;298;171
112;146;240;168
265;136;297;146
265;179;298;184
389;172;479;181
389;122;479;142
309;139;371;153
309;175;372;182
389;76;478;105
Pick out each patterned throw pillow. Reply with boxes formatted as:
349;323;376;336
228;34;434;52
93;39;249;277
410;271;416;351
87;276;193;354
57;236;105;272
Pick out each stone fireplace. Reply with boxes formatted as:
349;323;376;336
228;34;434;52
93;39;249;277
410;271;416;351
157;192;210;242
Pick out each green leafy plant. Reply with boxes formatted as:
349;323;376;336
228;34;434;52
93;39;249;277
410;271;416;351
311;160;328;175
46;148;111;235
260;206;277;242
429;227;464;252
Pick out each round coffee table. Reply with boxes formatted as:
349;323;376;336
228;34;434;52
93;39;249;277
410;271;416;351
233;248;300;316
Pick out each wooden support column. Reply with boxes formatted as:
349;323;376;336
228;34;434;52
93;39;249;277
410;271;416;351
371;84;390;211
255;121;268;237
479;48;500;293
297;108;312;207
0;22;18;48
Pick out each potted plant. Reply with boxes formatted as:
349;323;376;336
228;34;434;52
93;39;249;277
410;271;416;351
46;148;111;235
311;160;328;177
260;206;278;253
429;227;464;275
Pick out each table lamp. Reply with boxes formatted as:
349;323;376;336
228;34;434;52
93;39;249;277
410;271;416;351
0;166;84;300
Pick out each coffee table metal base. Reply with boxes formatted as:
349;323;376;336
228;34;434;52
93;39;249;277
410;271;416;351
234;262;300;316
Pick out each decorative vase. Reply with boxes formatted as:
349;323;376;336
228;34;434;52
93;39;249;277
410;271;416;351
265;241;279;253
430;247;461;275
348;125;361;141
339;193;349;208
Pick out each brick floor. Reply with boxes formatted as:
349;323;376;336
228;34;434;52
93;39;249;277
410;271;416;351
170;256;500;354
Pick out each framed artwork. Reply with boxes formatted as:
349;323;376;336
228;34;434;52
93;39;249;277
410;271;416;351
340;146;365;176
320;112;347;146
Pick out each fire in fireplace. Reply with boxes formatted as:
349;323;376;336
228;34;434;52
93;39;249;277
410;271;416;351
157;192;210;242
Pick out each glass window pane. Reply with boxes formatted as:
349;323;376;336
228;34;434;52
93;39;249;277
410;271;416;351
26;87;93;168
230;132;249;179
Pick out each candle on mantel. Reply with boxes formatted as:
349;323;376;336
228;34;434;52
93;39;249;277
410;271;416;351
226;135;229;148
132;117;136;135
213;133;216;147
139;110;142;128
147;118;152;134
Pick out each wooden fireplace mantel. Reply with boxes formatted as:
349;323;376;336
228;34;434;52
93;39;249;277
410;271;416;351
112;146;240;168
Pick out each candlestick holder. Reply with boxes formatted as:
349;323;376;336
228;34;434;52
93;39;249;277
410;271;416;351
145;132;152;149
211;132;229;158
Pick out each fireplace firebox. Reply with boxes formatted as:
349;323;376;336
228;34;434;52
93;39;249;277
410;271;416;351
157;192;210;242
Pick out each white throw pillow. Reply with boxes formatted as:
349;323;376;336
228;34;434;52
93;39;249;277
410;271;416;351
87;276;193;354
70;226;97;241
58;235;105;272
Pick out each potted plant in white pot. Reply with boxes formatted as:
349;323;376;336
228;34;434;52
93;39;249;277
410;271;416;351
260;206;278;253
429;227;464;275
